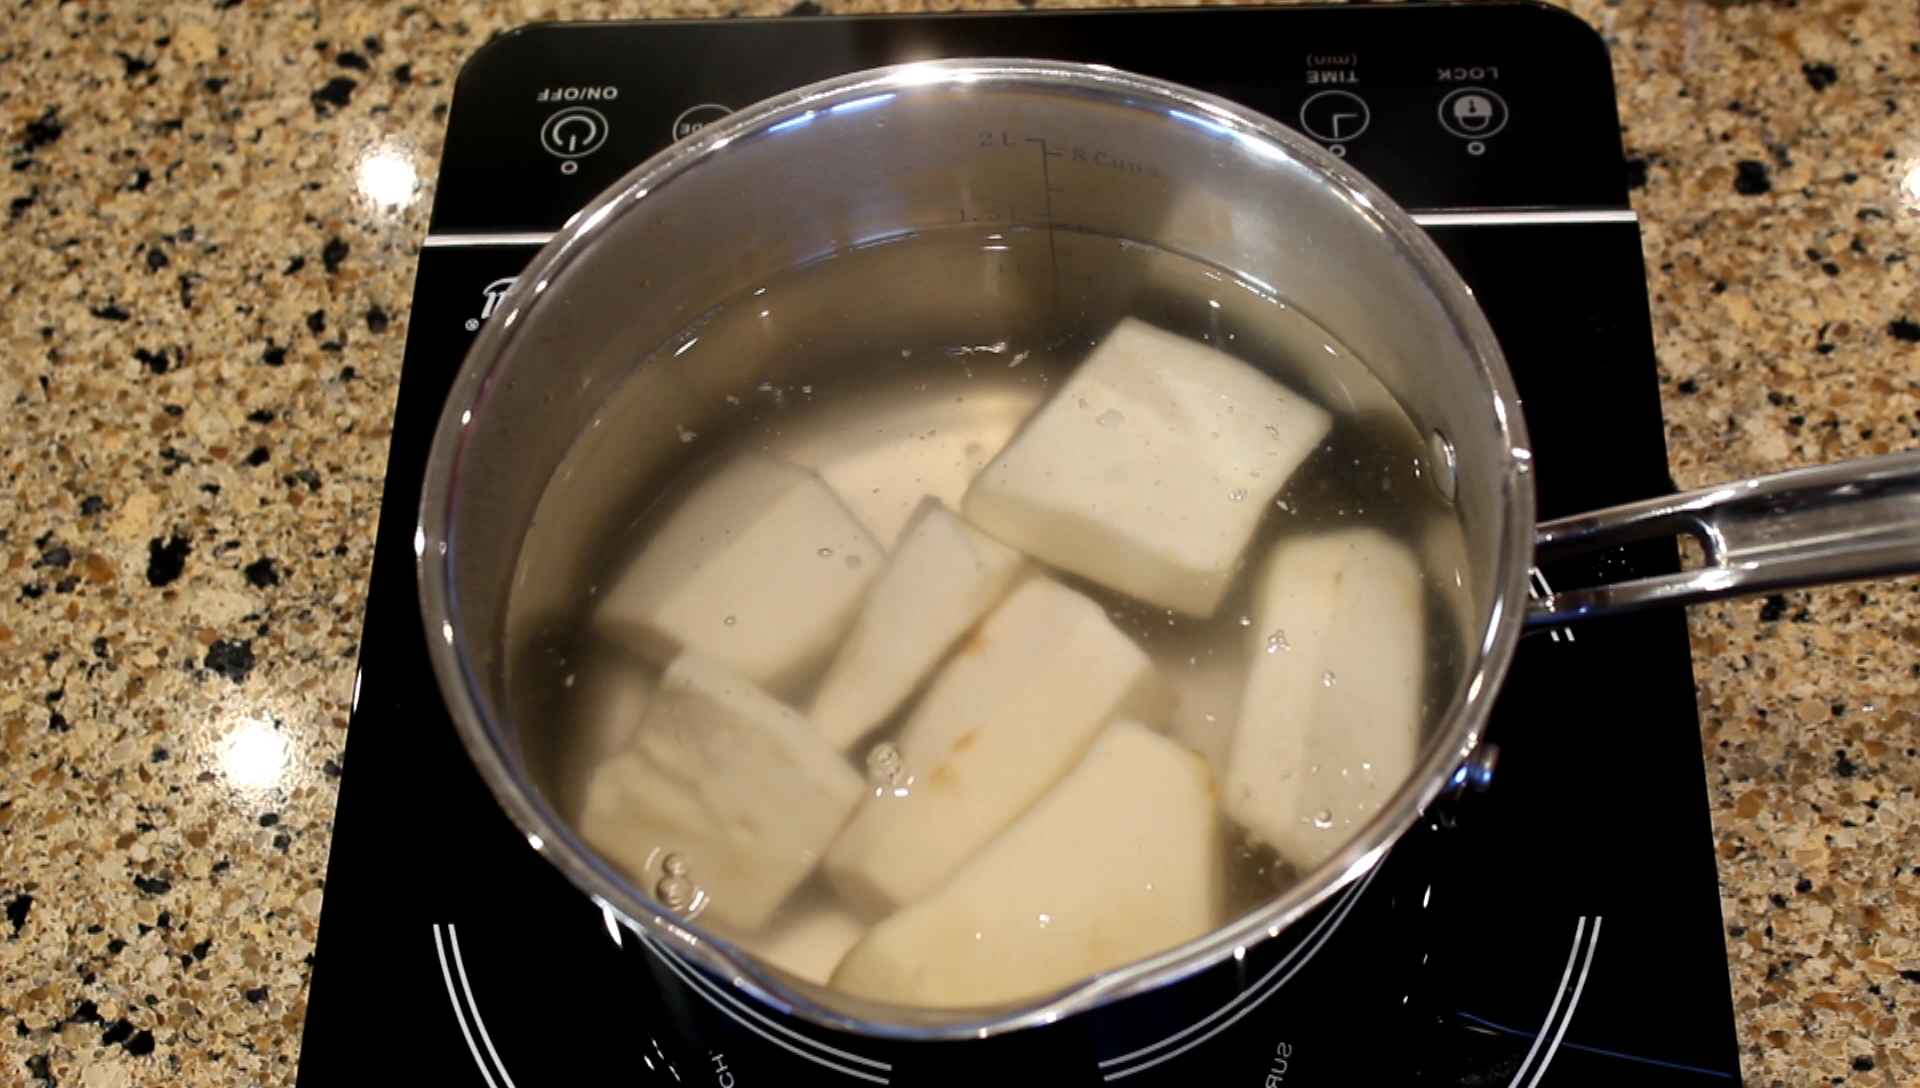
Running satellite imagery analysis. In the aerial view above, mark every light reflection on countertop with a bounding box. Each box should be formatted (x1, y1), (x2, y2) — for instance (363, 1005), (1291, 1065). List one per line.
(215, 719), (291, 793)
(355, 141), (422, 211)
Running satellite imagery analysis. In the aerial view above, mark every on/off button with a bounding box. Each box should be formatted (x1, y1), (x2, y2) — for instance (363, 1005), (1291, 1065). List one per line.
(541, 107), (610, 158)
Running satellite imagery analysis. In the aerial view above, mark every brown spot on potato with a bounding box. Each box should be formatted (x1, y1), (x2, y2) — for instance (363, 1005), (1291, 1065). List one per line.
(954, 625), (993, 658)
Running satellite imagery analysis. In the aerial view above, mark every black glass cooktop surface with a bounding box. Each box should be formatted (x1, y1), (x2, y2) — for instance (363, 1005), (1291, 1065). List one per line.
(295, 6), (1743, 1085)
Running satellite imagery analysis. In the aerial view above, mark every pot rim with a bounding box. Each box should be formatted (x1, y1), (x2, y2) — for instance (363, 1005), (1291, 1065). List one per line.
(416, 57), (1537, 1040)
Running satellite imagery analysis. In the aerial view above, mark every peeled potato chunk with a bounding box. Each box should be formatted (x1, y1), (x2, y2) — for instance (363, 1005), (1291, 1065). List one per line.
(735, 904), (868, 988)
(557, 641), (659, 820)
(962, 317), (1330, 617)
(578, 651), (865, 931)
(1157, 639), (1246, 785)
(809, 498), (1028, 750)
(825, 578), (1169, 914)
(1225, 529), (1425, 871)
(831, 721), (1222, 1008)
(594, 454), (881, 697)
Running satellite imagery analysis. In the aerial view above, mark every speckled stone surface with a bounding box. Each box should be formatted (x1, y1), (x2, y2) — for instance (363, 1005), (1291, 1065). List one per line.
(1, 0), (1917, 1084)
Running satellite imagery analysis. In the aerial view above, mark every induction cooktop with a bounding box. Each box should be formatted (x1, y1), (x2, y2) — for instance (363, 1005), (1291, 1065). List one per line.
(295, 6), (1744, 1085)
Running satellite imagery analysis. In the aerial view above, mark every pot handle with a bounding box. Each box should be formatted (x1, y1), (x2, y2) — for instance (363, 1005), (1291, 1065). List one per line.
(1524, 449), (1920, 630)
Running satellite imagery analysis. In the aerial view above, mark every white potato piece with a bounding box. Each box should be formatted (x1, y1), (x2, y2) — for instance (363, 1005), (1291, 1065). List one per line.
(825, 578), (1170, 913)
(594, 454), (882, 697)
(810, 499), (1028, 750)
(963, 317), (1330, 617)
(831, 721), (1222, 1008)
(734, 905), (868, 987)
(577, 651), (865, 931)
(1157, 640), (1245, 785)
(558, 643), (658, 820)
(783, 381), (1046, 550)
(1226, 529), (1425, 871)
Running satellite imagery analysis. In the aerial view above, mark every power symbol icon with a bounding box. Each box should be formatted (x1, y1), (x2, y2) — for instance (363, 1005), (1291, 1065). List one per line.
(541, 107), (610, 159)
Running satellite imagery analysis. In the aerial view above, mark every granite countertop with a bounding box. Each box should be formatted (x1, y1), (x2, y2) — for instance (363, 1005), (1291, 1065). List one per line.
(2, 0), (1915, 1084)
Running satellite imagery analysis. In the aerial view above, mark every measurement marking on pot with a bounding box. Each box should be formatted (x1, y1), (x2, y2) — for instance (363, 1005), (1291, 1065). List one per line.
(957, 205), (1021, 223)
(1027, 136), (1065, 293)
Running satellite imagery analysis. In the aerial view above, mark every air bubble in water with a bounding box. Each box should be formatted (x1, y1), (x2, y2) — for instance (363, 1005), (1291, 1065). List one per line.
(1311, 809), (1334, 829)
(818, 547), (834, 557)
(866, 742), (908, 790)
(676, 427), (697, 443)
(1239, 616), (1252, 627)
(1096, 409), (1125, 428)
(1265, 630), (1288, 653)
(1322, 671), (1337, 687)
(655, 875), (693, 909)
(1229, 488), (1247, 502)
(561, 673), (575, 689)
(723, 616), (737, 626)
(656, 855), (692, 906)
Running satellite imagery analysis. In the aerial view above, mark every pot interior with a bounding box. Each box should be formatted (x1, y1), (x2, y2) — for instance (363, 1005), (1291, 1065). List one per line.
(423, 61), (1533, 1034)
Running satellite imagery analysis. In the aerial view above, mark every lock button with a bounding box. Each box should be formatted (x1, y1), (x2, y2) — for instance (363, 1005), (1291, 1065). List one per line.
(1438, 87), (1509, 140)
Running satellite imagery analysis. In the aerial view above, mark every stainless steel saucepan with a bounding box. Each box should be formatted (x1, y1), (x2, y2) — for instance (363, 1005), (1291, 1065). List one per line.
(415, 60), (1920, 1039)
